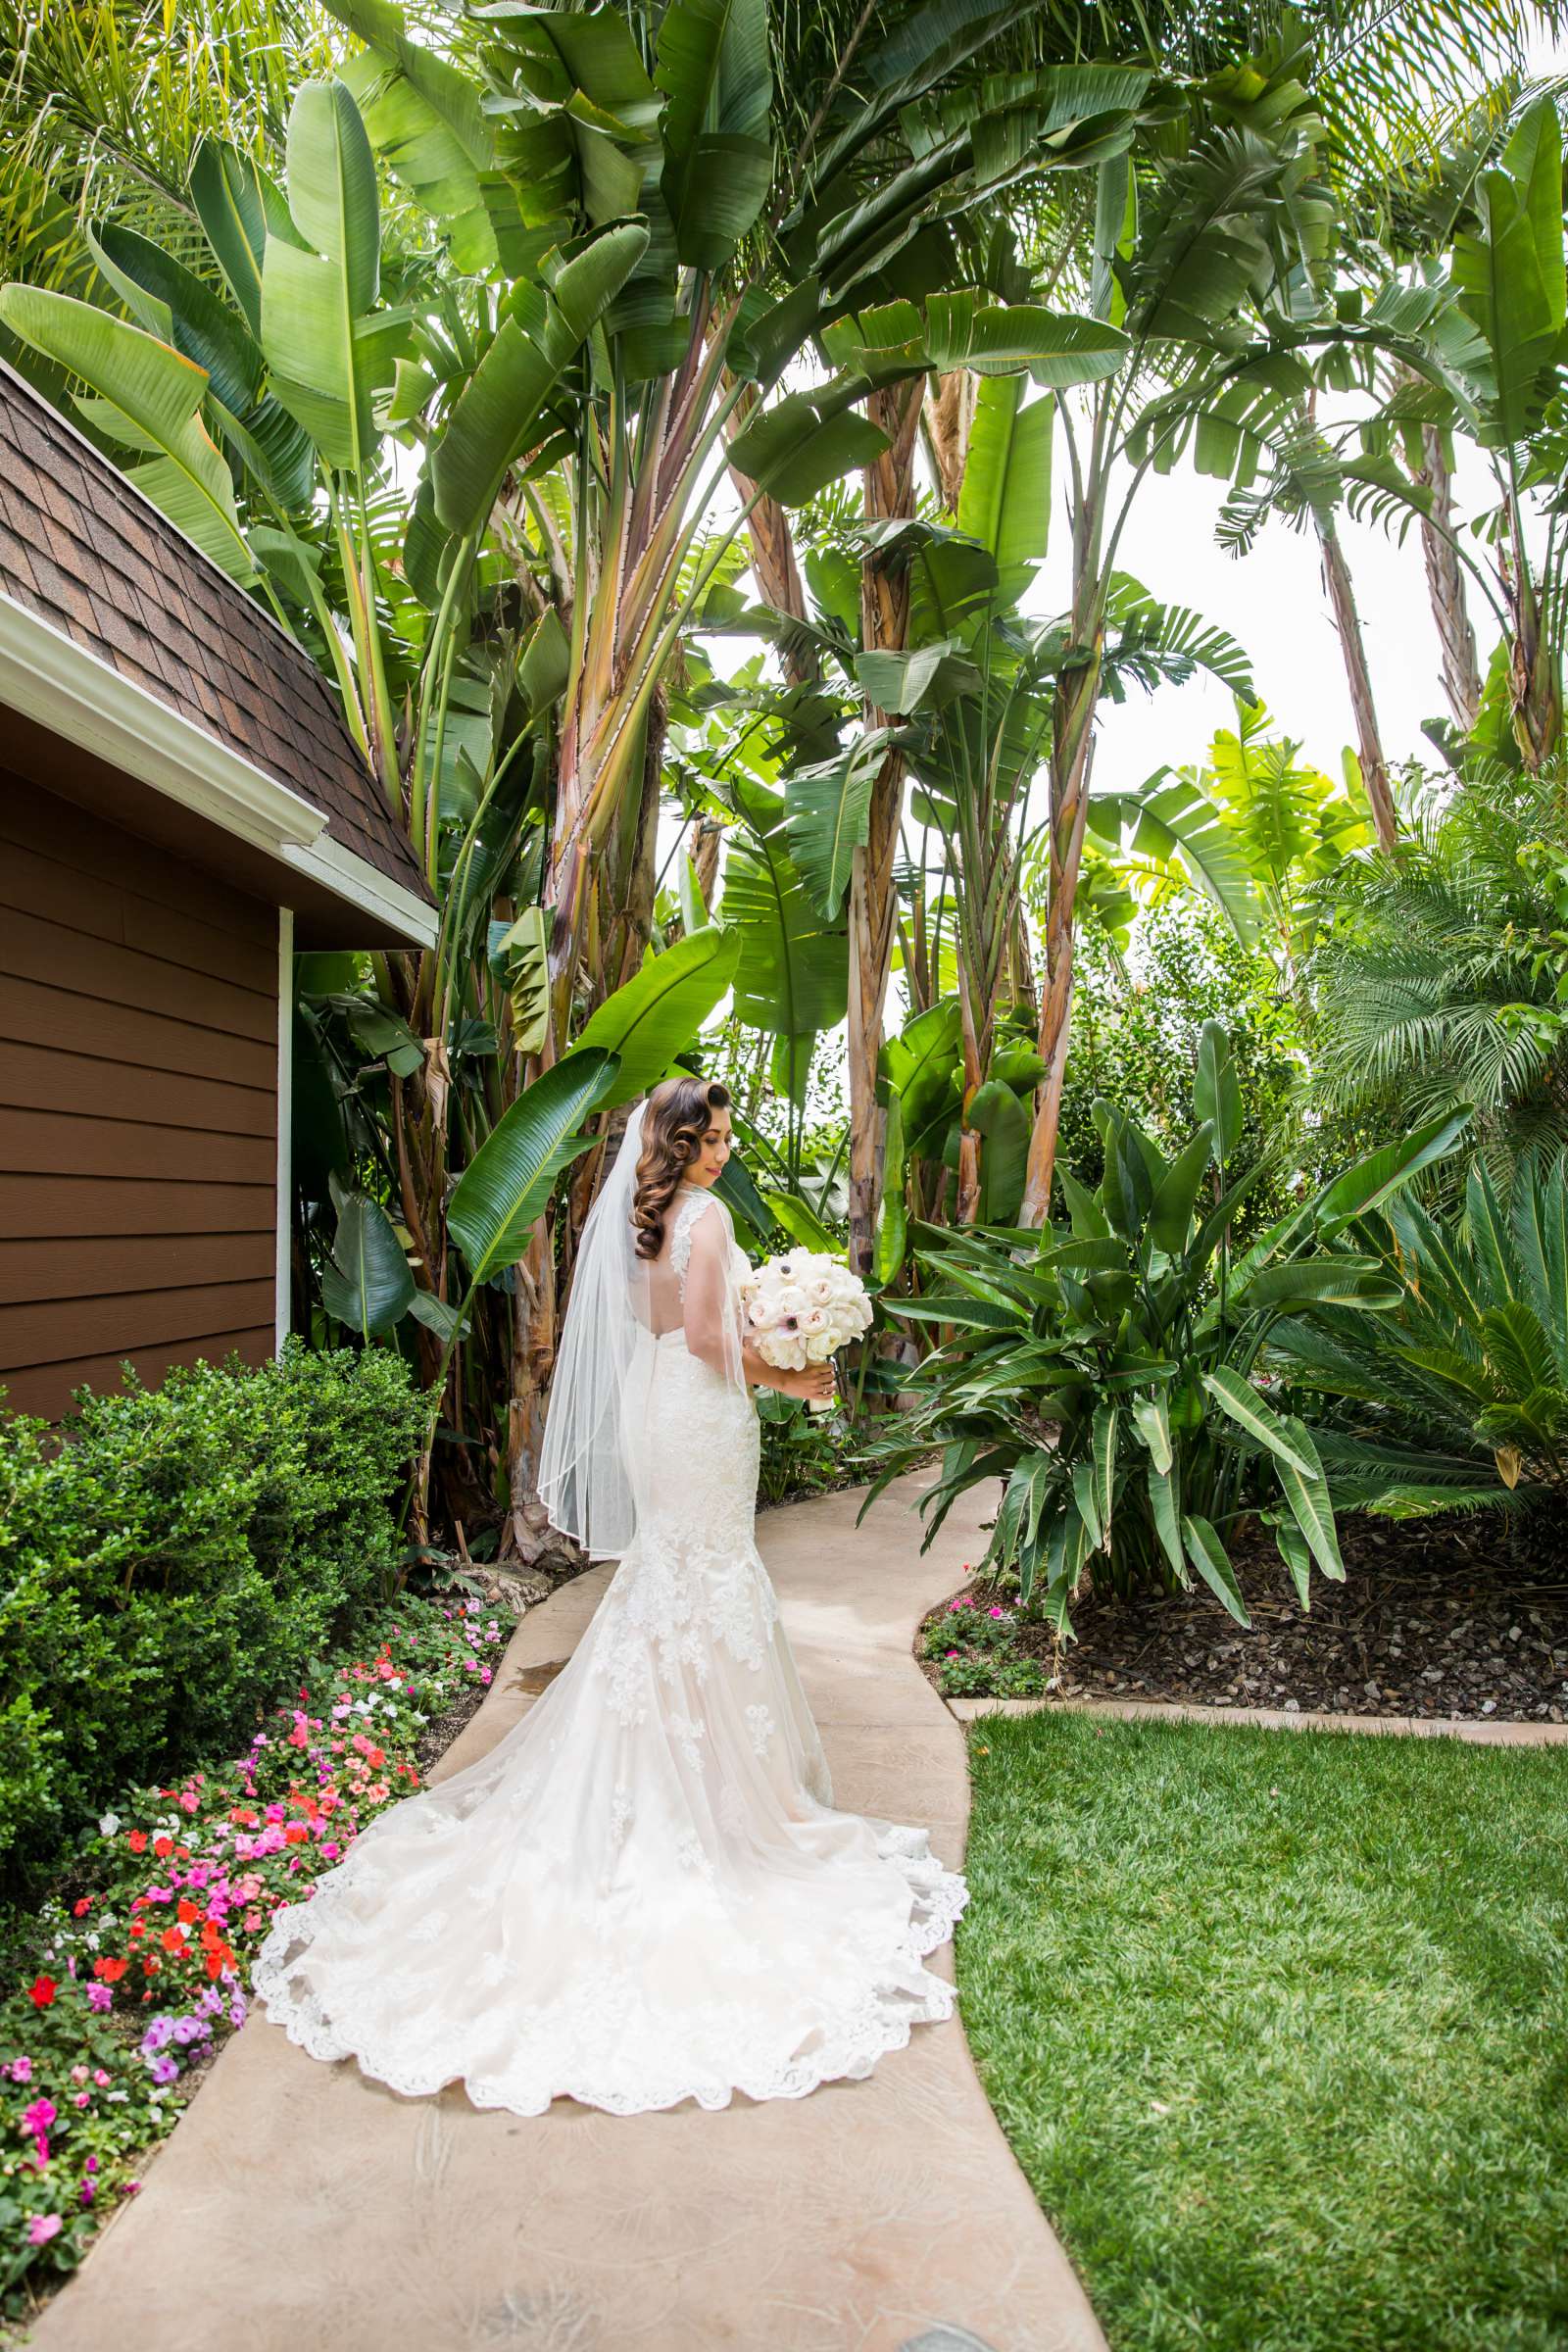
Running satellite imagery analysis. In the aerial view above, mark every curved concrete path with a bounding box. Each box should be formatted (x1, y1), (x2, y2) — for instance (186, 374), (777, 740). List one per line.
(25, 1470), (1103, 2352)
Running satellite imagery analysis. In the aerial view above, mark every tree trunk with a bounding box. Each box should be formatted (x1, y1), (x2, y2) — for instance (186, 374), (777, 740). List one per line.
(724, 383), (815, 686)
(1019, 679), (1100, 1227)
(1409, 416), (1482, 734)
(1503, 502), (1563, 773)
(923, 368), (977, 513)
(1316, 514), (1398, 853)
(688, 813), (722, 913)
(847, 379), (922, 1279)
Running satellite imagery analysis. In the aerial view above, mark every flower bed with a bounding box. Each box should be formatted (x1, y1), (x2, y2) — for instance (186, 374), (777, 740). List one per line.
(919, 1512), (1568, 1722)
(920, 1589), (1051, 1699)
(0, 1590), (514, 2323)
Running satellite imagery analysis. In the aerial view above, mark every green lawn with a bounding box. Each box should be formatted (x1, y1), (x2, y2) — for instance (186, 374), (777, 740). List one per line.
(956, 1713), (1568, 2352)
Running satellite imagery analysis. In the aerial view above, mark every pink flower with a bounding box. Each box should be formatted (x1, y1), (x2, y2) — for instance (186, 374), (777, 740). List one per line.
(21, 2099), (57, 2135)
(72, 2091), (91, 2108)
(24, 2214), (62, 2245)
(988, 1606), (1006, 1619)
(10, 2057), (32, 2083)
(178, 1791), (200, 1812)
(92, 2070), (111, 2087)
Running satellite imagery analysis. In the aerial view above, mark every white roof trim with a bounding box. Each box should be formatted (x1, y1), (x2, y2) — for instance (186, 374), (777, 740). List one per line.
(279, 829), (440, 950)
(0, 589), (437, 948)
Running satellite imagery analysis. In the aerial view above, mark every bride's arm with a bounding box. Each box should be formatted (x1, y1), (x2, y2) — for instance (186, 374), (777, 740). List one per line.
(682, 1211), (830, 1399)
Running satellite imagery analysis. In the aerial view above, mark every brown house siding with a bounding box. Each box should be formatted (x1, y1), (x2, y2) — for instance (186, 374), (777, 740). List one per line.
(0, 775), (279, 1420)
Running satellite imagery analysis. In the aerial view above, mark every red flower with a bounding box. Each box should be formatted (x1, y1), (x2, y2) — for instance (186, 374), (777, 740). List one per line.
(28, 1975), (57, 2008)
(92, 1956), (129, 1984)
(126, 1830), (148, 1853)
(176, 1899), (203, 1926)
(152, 1837), (173, 1858)
(72, 1897), (92, 1918)
(283, 1824), (309, 1845)
(141, 1956), (159, 1977)
(160, 1927), (186, 1953)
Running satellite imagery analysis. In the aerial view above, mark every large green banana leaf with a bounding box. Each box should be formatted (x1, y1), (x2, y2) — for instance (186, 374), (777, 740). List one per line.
(262, 79), (392, 474)
(0, 286), (255, 583)
(656, 0), (772, 270)
(431, 222), (650, 535)
(320, 1192), (416, 1338)
(447, 1048), (620, 1282)
(88, 223), (315, 509)
(783, 732), (888, 918)
(566, 924), (741, 1105)
(957, 374), (1052, 594)
(723, 782), (848, 1039)
(725, 386), (890, 507)
(188, 138), (302, 338)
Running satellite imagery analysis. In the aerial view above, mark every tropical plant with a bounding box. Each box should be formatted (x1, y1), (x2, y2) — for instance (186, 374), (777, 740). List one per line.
(858, 1023), (1470, 1634)
(1214, 93), (1568, 781)
(1082, 698), (1374, 990)
(1303, 760), (1568, 1184)
(1053, 892), (1310, 1241)
(1266, 1149), (1568, 1517)
(1, 2), (1157, 1544)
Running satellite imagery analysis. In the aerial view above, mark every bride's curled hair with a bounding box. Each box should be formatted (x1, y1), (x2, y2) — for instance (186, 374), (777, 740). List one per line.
(632, 1075), (731, 1259)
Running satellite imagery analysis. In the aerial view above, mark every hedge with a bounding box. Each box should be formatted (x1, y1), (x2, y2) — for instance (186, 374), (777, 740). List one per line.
(0, 1342), (425, 1907)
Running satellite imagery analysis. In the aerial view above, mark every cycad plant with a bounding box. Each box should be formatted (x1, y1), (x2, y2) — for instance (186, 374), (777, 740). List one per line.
(858, 1023), (1469, 1634)
(1266, 1151), (1568, 1518)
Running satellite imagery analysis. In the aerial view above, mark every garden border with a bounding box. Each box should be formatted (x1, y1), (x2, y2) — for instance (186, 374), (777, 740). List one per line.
(946, 1692), (1568, 1743)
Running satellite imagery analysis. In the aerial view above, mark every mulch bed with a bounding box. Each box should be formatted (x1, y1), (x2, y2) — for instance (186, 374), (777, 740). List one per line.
(924, 1509), (1568, 1724)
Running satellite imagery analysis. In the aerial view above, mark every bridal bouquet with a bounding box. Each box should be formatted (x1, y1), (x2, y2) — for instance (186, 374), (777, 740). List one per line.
(739, 1250), (874, 1411)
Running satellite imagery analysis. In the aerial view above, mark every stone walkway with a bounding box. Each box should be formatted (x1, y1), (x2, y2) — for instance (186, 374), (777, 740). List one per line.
(27, 1471), (1103, 2352)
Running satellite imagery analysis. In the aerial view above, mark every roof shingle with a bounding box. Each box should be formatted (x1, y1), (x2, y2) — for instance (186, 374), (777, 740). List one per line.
(0, 366), (434, 910)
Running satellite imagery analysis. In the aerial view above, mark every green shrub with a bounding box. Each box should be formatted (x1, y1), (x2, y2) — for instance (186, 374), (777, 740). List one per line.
(1059, 896), (1312, 1244)
(0, 1341), (424, 1906)
(863, 1025), (1470, 1635)
(1266, 1149), (1568, 1518)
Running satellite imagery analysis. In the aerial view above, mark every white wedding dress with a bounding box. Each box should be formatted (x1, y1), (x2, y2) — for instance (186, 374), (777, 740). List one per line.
(253, 1180), (968, 2116)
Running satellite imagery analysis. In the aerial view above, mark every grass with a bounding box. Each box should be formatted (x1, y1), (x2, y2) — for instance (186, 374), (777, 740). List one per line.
(956, 1712), (1568, 2352)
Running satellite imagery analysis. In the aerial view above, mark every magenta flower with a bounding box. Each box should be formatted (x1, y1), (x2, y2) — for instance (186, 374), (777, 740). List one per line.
(24, 2213), (62, 2245)
(21, 2099), (57, 2134)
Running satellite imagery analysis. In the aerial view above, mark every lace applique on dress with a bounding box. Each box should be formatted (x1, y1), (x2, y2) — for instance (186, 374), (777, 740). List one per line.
(250, 1176), (968, 2123)
(669, 1184), (714, 1295)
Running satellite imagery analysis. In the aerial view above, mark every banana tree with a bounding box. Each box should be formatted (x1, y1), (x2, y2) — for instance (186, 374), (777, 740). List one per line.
(1000, 31), (1347, 1223)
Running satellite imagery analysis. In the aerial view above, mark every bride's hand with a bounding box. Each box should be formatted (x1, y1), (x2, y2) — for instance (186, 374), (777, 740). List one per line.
(773, 1361), (835, 1404)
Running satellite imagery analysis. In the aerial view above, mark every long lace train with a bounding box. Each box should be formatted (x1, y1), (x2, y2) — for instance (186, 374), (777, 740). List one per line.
(252, 1189), (967, 2116)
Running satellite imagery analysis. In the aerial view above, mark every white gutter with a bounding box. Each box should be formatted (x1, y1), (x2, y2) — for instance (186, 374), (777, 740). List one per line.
(0, 591), (439, 949)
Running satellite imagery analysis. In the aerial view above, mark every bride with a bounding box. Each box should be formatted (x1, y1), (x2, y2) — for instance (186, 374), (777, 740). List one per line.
(253, 1073), (967, 2116)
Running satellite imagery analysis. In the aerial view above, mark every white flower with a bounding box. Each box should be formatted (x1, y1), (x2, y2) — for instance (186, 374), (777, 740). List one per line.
(98, 1813), (121, 1838)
